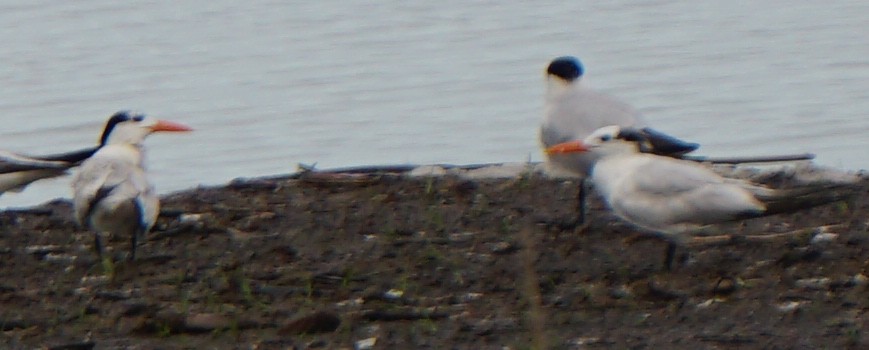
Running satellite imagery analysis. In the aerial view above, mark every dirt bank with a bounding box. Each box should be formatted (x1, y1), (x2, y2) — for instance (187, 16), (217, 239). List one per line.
(1, 165), (868, 349)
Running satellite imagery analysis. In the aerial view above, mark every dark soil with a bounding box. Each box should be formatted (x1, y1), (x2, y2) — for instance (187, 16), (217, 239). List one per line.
(2, 169), (868, 349)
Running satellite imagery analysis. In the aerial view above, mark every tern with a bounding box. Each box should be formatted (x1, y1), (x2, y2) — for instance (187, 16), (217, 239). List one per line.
(541, 56), (698, 227)
(72, 111), (192, 261)
(0, 147), (99, 196)
(546, 125), (855, 270)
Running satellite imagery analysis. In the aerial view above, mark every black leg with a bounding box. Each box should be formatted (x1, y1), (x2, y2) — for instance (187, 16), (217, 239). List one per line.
(129, 229), (139, 261)
(576, 178), (587, 226)
(93, 233), (104, 259)
(537, 178), (589, 233)
(664, 242), (677, 271)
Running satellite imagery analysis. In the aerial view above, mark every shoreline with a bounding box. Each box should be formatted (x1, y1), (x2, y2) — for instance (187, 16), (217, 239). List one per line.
(2, 161), (867, 349)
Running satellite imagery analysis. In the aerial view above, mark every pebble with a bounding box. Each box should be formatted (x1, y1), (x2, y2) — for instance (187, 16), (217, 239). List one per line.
(461, 292), (484, 302)
(44, 253), (76, 263)
(178, 213), (202, 224)
(608, 285), (633, 299)
(336, 298), (365, 307)
(795, 277), (831, 290)
(776, 301), (805, 313)
(24, 245), (63, 255)
(696, 298), (720, 309)
(355, 337), (377, 350)
(852, 273), (869, 286)
(80, 275), (110, 287)
(384, 289), (404, 300)
(810, 232), (838, 245)
(487, 241), (517, 255)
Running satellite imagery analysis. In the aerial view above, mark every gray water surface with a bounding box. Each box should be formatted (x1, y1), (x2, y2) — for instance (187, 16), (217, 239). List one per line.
(1, 0), (868, 207)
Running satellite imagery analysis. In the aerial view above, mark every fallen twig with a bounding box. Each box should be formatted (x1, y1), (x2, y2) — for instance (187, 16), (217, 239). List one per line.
(682, 153), (815, 164)
(290, 154), (814, 178)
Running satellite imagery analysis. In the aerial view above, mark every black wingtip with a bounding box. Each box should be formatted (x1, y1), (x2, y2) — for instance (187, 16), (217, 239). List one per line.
(640, 127), (700, 156)
(34, 146), (100, 165)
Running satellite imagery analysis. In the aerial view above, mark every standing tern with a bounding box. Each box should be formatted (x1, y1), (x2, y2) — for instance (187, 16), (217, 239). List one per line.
(0, 147), (99, 196)
(541, 56), (698, 227)
(72, 111), (192, 261)
(545, 125), (855, 270)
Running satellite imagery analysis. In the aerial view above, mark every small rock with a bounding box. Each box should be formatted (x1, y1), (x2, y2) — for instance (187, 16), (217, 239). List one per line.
(355, 337), (377, 350)
(712, 277), (739, 295)
(362, 324), (381, 336)
(776, 300), (805, 313)
(178, 213), (202, 224)
(279, 310), (341, 335)
(608, 285), (632, 299)
(852, 273), (869, 286)
(696, 298), (723, 309)
(44, 253), (76, 263)
(383, 289), (404, 300)
(810, 232), (838, 245)
(572, 337), (602, 346)
(25, 245), (64, 255)
(336, 297), (364, 307)
(449, 232), (477, 242)
(487, 241), (518, 255)
(795, 277), (831, 290)
(80, 276), (109, 287)
(461, 292), (484, 302)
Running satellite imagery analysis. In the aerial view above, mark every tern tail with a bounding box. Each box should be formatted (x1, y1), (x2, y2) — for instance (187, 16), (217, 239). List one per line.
(743, 182), (860, 219)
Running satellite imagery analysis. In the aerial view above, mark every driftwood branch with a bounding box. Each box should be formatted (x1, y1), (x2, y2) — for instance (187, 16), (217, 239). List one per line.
(291, 152), (815, 177)
(682, 153), (815, 164)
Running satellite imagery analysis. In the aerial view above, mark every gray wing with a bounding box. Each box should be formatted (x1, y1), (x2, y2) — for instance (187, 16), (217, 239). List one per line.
(541, 87), (647, 147)
(72, 157), (157, 229)
(600, 156), (764, 232)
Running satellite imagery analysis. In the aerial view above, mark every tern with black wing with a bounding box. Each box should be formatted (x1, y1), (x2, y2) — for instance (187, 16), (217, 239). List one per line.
(541, 56), (698, 228)
(546, 125), (855, 270)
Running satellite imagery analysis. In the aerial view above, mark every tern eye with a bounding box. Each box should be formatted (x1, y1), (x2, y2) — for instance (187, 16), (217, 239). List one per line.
(600, 134), (612, 142)
(132, 115), (144, 122)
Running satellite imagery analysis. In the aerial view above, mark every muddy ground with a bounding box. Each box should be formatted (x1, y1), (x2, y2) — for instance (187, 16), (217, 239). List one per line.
(2, 166), (869, 349)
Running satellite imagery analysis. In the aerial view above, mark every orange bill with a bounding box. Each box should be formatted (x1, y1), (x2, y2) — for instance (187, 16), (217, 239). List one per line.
(152, 120), (193, 132)
(544, 141), (589, 155)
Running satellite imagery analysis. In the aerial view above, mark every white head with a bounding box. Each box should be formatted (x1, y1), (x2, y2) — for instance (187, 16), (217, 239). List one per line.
(99, 111), (193, 146)
(545, 125), (648, 157)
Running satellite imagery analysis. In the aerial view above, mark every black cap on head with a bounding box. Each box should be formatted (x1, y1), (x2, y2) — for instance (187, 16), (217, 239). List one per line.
(547, 56), (584, 82)
(99, 111), (145, 145)
(615, 128), (647, 143)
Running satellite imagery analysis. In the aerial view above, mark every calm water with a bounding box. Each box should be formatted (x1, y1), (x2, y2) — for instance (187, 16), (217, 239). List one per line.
(1, 0), (868, 208)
